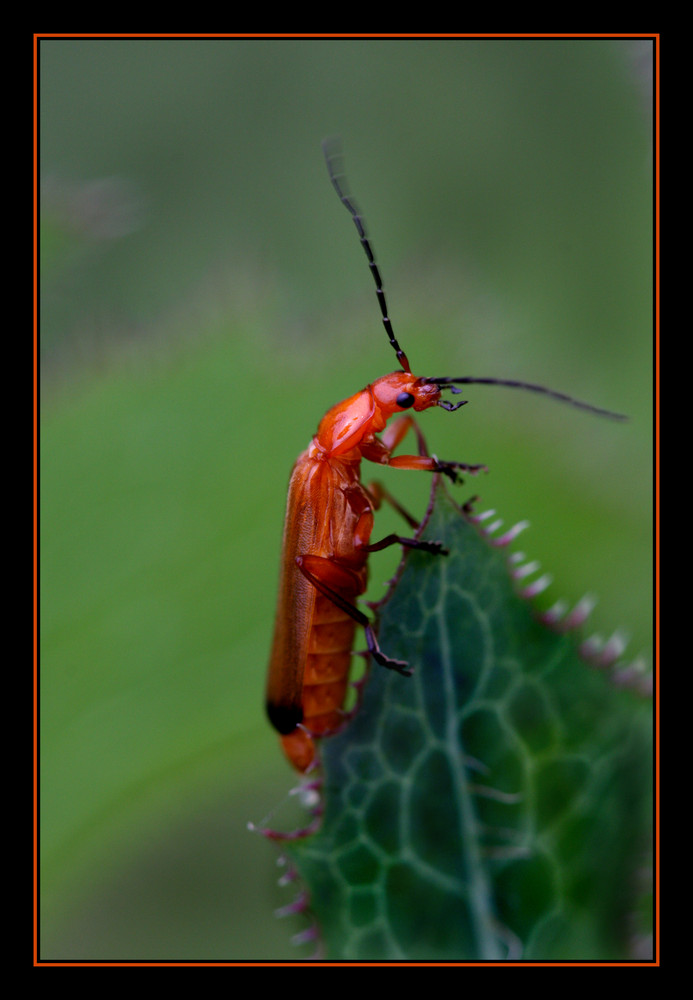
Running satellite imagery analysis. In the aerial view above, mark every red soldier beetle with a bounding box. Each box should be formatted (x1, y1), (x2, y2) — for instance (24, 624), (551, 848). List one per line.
(266, 139), (626, 773)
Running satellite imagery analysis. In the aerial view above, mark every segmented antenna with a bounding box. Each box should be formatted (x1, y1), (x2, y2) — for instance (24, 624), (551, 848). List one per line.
(321, 140), (626, 424)
(322, 138), (411, 373)
(425, 376), (628, 420)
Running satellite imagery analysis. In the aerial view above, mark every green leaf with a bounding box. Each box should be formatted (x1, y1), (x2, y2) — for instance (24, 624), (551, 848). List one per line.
(278, 481), (652, 961)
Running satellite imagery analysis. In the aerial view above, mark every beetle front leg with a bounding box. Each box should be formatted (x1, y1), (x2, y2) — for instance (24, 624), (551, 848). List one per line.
(378, 413), (430, 457)
(361, 415), (486, 483)
(429, 458), (488, 483)
(386, 454), (486, 483)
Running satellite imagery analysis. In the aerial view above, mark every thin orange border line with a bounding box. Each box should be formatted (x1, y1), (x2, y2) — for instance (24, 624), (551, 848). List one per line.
(34, 31), (40, 970)
(653, 32), (661, 969)
(33, 33), (659, 41)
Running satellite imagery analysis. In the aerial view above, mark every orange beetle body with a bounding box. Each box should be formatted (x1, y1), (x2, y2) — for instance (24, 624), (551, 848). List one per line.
(265, 141), (625, 772)
(266, 373), (448, 772)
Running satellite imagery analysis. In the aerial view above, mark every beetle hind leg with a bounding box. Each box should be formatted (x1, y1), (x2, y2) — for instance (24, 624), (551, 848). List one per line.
(364, 622), (412, 676)
(296, 554), (412, 676)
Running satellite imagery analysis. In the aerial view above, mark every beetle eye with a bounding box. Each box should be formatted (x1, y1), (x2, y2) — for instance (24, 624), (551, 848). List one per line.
(396, 392), (415, 409)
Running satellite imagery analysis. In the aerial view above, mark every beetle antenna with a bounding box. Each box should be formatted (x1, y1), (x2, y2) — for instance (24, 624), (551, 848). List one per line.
(424, 376), (627, 420)
(322, 138), (411, 373)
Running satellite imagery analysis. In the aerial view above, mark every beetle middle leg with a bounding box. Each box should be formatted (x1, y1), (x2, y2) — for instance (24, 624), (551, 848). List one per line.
(346, 482), (448, 557)
(366, 480), (419, 530)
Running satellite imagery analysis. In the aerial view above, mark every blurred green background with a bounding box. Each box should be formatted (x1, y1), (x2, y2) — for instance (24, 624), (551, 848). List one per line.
(39, 37), (653, 961)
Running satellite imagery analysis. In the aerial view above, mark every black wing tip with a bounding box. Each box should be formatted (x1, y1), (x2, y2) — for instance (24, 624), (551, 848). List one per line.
(266, 699), (303, 736)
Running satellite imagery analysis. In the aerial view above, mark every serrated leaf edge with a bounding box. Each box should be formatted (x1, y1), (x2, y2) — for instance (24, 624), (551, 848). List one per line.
(463, 491), (652, 699)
